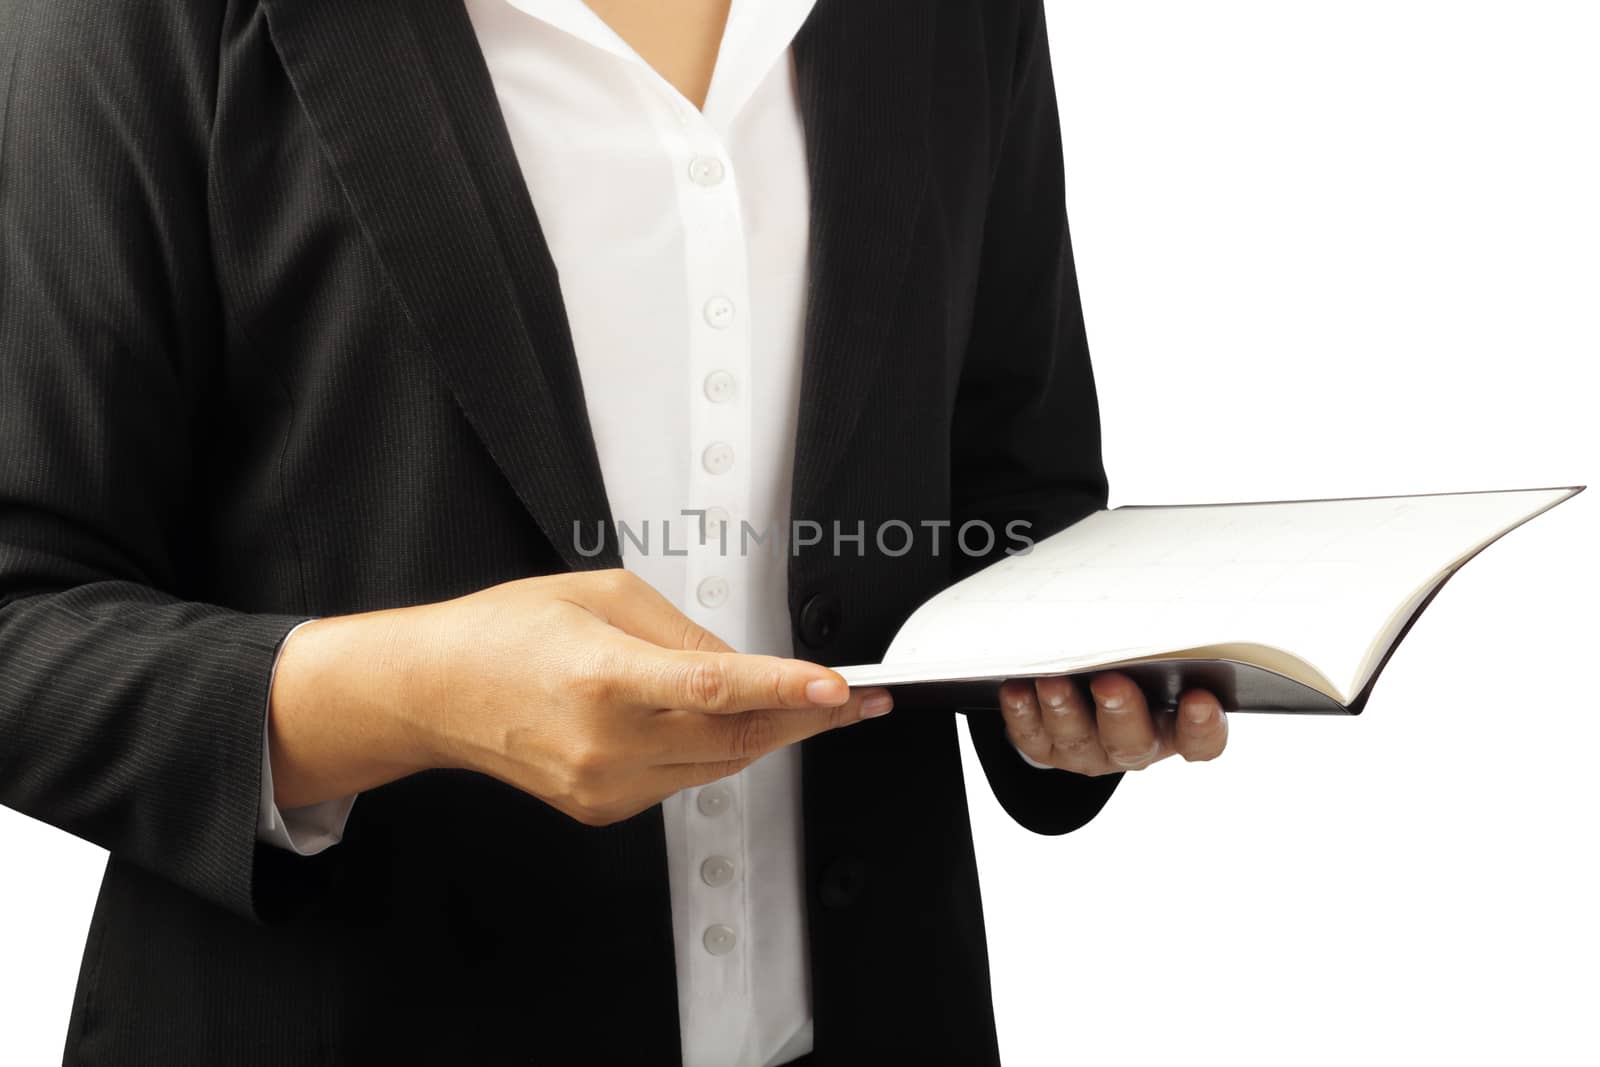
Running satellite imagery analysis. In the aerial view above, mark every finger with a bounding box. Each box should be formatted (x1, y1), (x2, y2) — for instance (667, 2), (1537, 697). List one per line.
(1174, 688), (1229, 762)
(655, 687), (895, 764)
(1032, 675), (1107, 772)
(569, 568), (736, 654)
(999, 680), (1055, 766)
(616, 636), (852, 714)
(1088, 672), (1166, 770)
(566, 573), (853, 711)
(645, 756), (759, 801)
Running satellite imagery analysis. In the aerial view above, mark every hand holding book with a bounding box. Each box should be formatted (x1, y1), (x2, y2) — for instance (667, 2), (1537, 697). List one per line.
(998, 670), (1229, 774)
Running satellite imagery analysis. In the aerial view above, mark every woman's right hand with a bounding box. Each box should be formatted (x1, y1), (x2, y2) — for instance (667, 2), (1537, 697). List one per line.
(267, 569), (892, 825)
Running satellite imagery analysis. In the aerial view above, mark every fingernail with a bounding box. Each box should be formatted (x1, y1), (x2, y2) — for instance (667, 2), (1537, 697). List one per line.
(1185, 701), (1216, 725)
(1096, 690), (1125, 711)
(805, 678), (848, 705)
(1043, 692), (1068, 713)
(860, 693), (894, 718)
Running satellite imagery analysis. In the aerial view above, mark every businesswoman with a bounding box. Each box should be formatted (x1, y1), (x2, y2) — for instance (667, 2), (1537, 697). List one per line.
(0, 0), (1228, 1063)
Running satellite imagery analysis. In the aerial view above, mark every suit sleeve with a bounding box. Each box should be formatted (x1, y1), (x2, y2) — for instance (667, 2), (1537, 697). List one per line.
(0, 0), (329, 920)
(950, 0), (1123, 836)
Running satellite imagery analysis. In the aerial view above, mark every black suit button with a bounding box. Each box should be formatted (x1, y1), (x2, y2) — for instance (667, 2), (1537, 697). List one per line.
(798, 593), (842, 649)
(819, 858), (867, 910)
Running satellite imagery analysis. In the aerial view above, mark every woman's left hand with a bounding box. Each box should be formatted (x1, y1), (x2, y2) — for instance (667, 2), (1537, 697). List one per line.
(997, 671), (1228, 775)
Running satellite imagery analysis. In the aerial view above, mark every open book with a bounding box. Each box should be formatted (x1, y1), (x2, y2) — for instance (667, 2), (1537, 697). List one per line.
(836, 486), (1583, 714)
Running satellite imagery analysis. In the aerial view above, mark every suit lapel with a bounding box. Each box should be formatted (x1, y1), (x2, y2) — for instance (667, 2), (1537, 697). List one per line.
(260, 0), (621, 571)
(790, 0), (934, 517)
(260, 0), (931, 569)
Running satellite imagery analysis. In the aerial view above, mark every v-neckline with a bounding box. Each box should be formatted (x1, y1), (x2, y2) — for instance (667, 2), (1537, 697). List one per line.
(494, 0), (818, 135)
(577, 0), (732, 111)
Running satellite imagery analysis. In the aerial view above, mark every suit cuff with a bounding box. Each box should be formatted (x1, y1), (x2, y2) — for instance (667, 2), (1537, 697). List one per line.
(256, 618), (356, 856)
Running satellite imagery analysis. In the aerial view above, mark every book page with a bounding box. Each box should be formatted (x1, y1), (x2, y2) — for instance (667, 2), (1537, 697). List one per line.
(876, 487), (1577, 700)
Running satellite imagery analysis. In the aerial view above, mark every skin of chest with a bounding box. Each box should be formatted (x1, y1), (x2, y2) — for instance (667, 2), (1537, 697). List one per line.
(581, 0), (733, 107)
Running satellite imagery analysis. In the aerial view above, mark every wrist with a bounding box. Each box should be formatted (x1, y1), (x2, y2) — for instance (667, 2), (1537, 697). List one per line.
(267, 606), (438, 807)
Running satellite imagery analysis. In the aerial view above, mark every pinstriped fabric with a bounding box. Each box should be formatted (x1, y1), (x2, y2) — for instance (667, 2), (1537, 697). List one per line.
(260, 0), (624, 573)
(788, 2), (935, 524)
(0, 0), (315, 926)
(0, 590), (307, 914)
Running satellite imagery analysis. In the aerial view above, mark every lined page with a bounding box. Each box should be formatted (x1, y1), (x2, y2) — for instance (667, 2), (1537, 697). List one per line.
(878, 488), (1576, 698)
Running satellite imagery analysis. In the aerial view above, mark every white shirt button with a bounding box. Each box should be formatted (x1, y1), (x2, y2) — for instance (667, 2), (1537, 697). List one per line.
(703, 924), (738, 956)
(701, 441), (735, 475)
(700, 856), (737, 888)
(688, 155), (726, 187)
(697, 507), (731, 547)
(696, 576), (729, 608)
(703, 296), (736, 329)
(703, 370), (737, 404)
(696, 785), (732, 817)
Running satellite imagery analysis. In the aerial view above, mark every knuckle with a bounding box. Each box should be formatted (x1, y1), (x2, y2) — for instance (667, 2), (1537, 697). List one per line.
(765, 662), (795, 707)
(684, 659), (733, 711)
(998, 681), (1032, 707)
(731, 712), (779, 758)
(1039, 713), (1078, 740)
(1036, 678), (1075, 707)
(552, 735), (628, 823)
(570, 652), (621, 705)
(1056, 733), (1100, 758)
(564, 735), (613, 782)
(1038, 702), (1079, 728)
(1011, 725), (1049, 752)
(589, 568), (638, 602)
(681, 619), (723, 654)
(573, 674), (612, 707)
(528, 594), (572, 632)
(566, 776), (624, 824)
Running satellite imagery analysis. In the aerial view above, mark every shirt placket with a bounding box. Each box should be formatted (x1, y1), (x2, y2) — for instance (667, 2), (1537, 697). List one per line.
(634, 76), (759, 1067)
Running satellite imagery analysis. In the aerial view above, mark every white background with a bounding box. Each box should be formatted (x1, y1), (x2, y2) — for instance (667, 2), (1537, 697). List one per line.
(2, 1), (1596, 1063)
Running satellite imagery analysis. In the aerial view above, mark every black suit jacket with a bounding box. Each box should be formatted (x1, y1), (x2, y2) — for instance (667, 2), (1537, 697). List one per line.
(0, 0), (1120, 1062)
